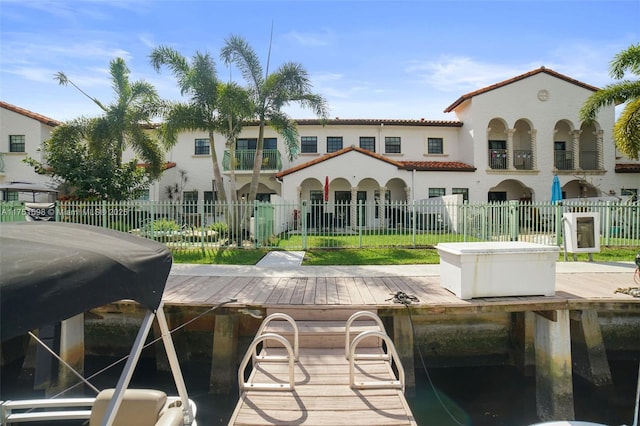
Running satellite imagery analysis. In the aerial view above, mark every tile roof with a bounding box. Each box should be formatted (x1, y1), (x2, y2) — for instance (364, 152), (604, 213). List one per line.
(294, 118), (462, 127)
(276, 146), (476, 177)
(399, 161), (476, 172)
(615, 163), (640, 173)
(137, 161), (177, 170)
(0, 101), (62, 127)
(443, 67), (601, 113)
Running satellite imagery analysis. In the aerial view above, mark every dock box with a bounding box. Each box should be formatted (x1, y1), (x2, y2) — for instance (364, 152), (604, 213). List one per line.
(436, 242), (559, 299)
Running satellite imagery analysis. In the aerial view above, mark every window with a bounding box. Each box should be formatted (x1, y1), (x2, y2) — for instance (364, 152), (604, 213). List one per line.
(554, 141), (572, 170)
(204, 190), (216, 213)
(621, 188), (638, 201)
(488, 140), (507, 169)
(427, 137), (443, 154)
(9, 135), (25, 152)
(204, 190), (216, 203)
(327, 137), (343, 153)
(310, 190), (323, 203)
(2, 191), (18, 201)
(236, 138), (277, 150)
(136, 190), (150, 201)
(452, 188), (469, 202)
(194, 138), (210, 155)
(183, 190), (198, 214)
(385, 136), (401, 154)
(428, 188), (445, 198)
(301, 136), (317, 153)
(359, 136), (375, 152)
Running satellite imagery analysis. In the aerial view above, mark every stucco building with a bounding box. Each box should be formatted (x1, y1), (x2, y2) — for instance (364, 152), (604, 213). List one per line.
(2, 67), (639, 209)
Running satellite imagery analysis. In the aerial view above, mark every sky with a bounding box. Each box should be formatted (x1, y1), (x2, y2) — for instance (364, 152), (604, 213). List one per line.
(1, 0), (638, 123)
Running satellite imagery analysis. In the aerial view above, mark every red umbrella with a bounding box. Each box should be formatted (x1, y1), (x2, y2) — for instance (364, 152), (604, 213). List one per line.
(324, 176), (329, 202)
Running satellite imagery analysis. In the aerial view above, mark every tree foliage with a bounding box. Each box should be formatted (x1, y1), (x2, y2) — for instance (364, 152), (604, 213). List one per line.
(220, 34), (329, 203)
(55, 57), (166, 176)
(25, 119), (152, 200)
(580, 43), (640, 160)
(25, 57), (166, 200)
(150, 46), (253, 204)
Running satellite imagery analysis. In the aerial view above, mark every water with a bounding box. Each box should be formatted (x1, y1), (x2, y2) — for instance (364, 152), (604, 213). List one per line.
(2, 357), (637, 425)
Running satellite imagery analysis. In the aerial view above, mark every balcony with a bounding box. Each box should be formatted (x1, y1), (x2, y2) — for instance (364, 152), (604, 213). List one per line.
(513, 150), (533, 170)
(554, 151), (573, 170)
(488, 149), (507, 169)
(223, 149), (282, 172)
(580, 150), (599, 170)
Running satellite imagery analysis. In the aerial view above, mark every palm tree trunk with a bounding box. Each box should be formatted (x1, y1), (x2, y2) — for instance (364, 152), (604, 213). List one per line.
(248, 121), (265, 203)
(209, 130), (227, 204)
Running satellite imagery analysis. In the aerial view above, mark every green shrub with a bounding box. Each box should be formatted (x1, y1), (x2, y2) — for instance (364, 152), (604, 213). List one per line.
(152, 218), (180, 232)
(209, 221), (228, 234)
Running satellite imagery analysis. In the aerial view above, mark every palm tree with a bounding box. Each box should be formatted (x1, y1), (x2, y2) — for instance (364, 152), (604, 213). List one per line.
(216, 81), (255, 204)
(149, 46), (229, 202)
(55, 58), (165, 177)
(580, 43), (640, 160)
(216, 82), (255, 245)
(220, 34), (329, 203)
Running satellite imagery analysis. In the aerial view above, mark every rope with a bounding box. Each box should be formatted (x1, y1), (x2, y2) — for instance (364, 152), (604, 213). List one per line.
(613, 255), (640, 297)
(41, 298), (237, 401)
(386, 291), (420, 305)
(387, 290), (466, 425)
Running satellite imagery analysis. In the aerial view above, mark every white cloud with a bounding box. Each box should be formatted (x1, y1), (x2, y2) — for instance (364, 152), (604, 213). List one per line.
(406, 56), (526, 93)
(285, 29), (334, 47)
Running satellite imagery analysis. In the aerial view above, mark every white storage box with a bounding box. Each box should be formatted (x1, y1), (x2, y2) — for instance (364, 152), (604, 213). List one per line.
(436, 242), (559, 299)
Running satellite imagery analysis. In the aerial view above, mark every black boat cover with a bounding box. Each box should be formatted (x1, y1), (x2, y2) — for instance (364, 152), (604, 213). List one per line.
(1, 222), (172, 341)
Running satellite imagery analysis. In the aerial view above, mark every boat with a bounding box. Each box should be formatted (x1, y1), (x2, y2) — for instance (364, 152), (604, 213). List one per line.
(0, 221), (197, 425)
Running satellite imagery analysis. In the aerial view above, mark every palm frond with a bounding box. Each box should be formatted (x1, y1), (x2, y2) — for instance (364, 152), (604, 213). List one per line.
(150, 46), (193, 95)
(221, 34), (264, 93)
(613, 98), (640, 160)
(610, 43), (640, 79)
(579, 80), (640, 121)
(268, 111), (299, 161)
(54, 71), (107, 111)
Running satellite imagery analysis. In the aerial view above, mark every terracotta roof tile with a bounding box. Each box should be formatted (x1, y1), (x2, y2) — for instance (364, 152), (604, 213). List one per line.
(0, 101), (61, 127)
(399, 161), (476, 172)
(444, 67), (600, 113)
(276, 147), (476, 177)
(137, 161), (177, 170)
(615, 163), (640, 173)
(294, 118), (462, 127)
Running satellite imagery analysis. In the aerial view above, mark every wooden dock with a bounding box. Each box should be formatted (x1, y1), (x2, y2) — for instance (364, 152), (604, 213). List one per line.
(160, 261), (640, 423)
(163, 264), (640, 312)
(228, 311), (417, 426)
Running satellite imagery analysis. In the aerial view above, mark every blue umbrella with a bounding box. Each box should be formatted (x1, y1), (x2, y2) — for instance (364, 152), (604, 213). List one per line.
(551, 175), (562, 204)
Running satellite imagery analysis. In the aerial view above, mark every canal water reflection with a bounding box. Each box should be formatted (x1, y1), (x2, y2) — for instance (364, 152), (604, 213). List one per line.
(1, 357), (637, 425)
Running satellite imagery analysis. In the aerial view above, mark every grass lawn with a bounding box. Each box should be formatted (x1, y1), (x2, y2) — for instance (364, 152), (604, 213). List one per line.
(171, 246), (639, 265)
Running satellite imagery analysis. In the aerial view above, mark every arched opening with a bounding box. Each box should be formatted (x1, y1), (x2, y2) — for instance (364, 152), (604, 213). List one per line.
(553, 120), (574, 170)
(564, 179), (599, 199)
(487, 118), (508, 170)
(488, 179), (534, 202)
(513, 119), (533, 170)
(579, 122), (600, 170)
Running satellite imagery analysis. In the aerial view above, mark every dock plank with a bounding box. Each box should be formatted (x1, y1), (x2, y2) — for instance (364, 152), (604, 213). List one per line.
(163, 268), (640, 311)
(231, 344), (416, 426)
(250, 277), (283, 305)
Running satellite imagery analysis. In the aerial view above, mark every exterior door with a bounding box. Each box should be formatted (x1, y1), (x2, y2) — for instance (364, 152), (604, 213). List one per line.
(335, 191), (351, 226)
(488, 192), (507, 202)
(357, 191), (367, 226)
